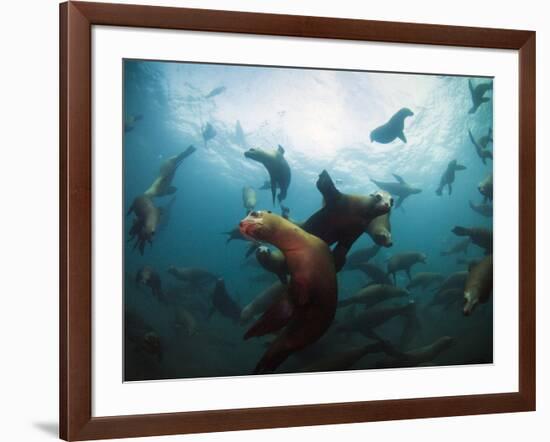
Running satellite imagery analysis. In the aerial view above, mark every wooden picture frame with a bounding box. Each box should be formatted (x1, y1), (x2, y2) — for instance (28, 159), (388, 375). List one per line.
(59, 1), (536, 440)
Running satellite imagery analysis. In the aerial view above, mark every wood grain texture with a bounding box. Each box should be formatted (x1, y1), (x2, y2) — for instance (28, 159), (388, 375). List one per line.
(59, 1), (536, 440)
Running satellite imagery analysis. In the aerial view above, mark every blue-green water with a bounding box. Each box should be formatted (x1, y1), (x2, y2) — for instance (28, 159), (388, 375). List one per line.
(124, 59), (493, 381)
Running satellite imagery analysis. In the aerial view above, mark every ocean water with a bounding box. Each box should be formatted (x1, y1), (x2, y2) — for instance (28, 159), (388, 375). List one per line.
(123, 59), (493, 381)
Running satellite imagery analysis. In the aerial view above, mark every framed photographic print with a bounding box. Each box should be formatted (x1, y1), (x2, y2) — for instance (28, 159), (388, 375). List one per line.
(60, 1), (536, 440)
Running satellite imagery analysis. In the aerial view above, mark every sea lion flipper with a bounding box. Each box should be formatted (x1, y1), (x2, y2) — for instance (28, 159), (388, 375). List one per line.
(316, 170), (340, 206)
(244, 294), (294, 340)
(277, 144), (285, 155)
(269, 175), (277, 206)
(397, 131), (407, 143)
(392, 173), (405, 184)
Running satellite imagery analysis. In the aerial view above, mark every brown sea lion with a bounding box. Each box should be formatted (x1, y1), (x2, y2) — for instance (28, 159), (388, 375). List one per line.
(208, 278), (241, 323)
(376, 336), (455, 368)
(127, 195), (162, 255)
(441, 238), (471, 257)
(244, 145), (291, 204)
(344, 244), (381, 270)
(242, 186), (257, 213)
(436, 160), (466, 196)
(239, 211), (337, 374)
(469, 200), (493, 218)
(299, 340), (398, 373)
(144, 145), (196, 197)
(354, 262), (393, 286)
(240, 282), (287, 325)
(167, 266), (218, 288)
(338, 284), (408, 309)
(406, 272), (445, 290)
(452, 226), (493, 253)
(366, 212), (393, 247)
(387, 252), (427, 283)
(255, 246), (288, 284)
(463, 255), (493, 316)
(478, 173), (493, 203)
(135, 265), (164, 301)
(468, 129), (493, 165)
(302, 170), (393, 271)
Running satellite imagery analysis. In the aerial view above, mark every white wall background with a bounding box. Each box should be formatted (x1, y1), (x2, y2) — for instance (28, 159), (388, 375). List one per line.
(0, 0), (546, 441)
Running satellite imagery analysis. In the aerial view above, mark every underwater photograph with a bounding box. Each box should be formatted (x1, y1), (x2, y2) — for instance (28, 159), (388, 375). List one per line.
(123, 59), (493, 381)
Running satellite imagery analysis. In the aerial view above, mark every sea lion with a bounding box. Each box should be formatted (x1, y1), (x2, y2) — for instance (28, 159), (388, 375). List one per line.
(424, 287), (463, 311)
(135, 265), (164, 301)
(208, 278), (241, 323)
(299, 340), (397, 373)
(242, 186), (257, 213)
(469, 200), (493, 218)
(244, 145), (291, 205)
(205, 85), (226, 99)
(479, 128), (493, 149)
(370, 174), (421, 209)
(376, 336), (455, 368)
(167, 266), (218, 288)
(468, 129), (493, 165)
(456, 257), (482, 268)
(452, 226), (493, 253)
(366, 213), (392, 247)
(144, 145), (196, 198)
(255, 246), (288, 284)
(463, 255), (493, 316)
(239, 211), (337, 374)
(174, 306), (198, 336)
(436, 271), (468, 293)
(406, 272), (445, 291)
(124, 113), (143, 133)
(240, 282), (287, 325)
(354, 262), (393, 286)
(234, 120), (248, 149)
(440, 238), (471, 257)
(387, 252), (427, 283)
(338, 284), (409, 309)
(336, 300), (420, 344)
(478, 173), (493, 202)
(468, 79), (493, 114)
(344, 245), (381, 270)
(370, 108), (414, 144)
(436, 160), (466, 196)
(127, 195), (162, 255)
(302, 170), (393, 272)
(202, 122), (216, 147)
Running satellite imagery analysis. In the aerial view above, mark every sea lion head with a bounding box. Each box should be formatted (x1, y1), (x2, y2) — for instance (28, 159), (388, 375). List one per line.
(398, 107), (414, 118)
(369, 190), (394, 216)
(239, 210), (277, 242)
(244, 147), (267, 162)
(255, 246), (272, 264)
(463, 290), (478, 316)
